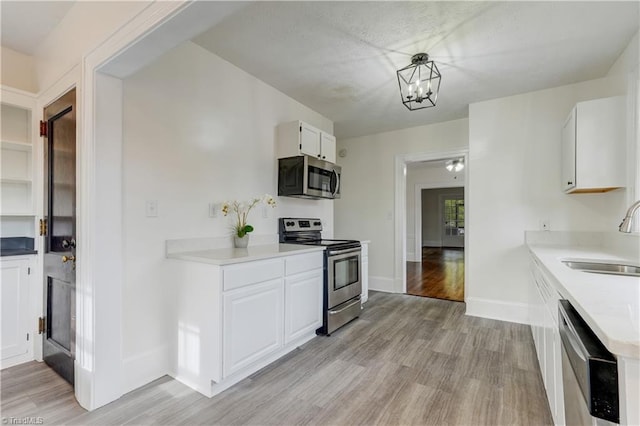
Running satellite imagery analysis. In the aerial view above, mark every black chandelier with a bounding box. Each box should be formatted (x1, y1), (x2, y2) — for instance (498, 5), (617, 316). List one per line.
(396, 53), (441, 111)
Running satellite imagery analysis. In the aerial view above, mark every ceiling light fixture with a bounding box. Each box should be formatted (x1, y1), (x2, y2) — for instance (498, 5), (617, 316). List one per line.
(397, 53), (441, 111)
(446, 159), (464, 172)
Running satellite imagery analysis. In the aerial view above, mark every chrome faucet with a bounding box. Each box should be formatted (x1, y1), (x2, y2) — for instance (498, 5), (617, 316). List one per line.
(619, 200), (640, 233)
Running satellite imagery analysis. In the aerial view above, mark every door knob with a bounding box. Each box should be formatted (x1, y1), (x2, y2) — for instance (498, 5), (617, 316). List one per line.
(62, 255), (76, 263)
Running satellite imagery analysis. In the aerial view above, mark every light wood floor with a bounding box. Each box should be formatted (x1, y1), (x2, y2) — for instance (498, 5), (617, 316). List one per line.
(407, 247), (464, 301)
(1, 292), (551, 425)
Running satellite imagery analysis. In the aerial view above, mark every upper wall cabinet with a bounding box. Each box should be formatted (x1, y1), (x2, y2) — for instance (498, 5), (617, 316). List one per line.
(561, 96), (625, 193)
(277, 120), (336, 164)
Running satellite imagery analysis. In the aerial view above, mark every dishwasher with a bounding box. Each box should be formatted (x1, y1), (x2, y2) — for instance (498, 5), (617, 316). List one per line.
(558, 300), (619, 425)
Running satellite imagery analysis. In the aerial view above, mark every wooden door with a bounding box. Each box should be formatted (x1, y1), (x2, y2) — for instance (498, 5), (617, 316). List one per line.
(42, 89), (76, 385)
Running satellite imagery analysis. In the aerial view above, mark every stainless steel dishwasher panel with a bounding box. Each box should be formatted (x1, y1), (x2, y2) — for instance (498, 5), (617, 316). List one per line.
(558, 300), (619, 424)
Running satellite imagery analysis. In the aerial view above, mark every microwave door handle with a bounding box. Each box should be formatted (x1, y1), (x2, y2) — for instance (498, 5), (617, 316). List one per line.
(332, 170), (340, 196)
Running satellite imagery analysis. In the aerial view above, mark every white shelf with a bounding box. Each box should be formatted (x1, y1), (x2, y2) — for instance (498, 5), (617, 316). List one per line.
(1, 178), (32, 185)
(1, 102), (35, 217)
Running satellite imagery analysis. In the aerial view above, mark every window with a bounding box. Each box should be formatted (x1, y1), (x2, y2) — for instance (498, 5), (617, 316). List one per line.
(444, 198), (464, 236)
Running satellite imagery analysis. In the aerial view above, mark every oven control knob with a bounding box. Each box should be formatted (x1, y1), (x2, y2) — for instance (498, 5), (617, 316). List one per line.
(314, 221), (321, 226)
(287, 221), (294, 227)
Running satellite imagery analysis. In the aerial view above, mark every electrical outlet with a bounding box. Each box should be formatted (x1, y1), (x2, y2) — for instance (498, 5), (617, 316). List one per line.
(541, 219), (550, 231)
(209, 203), (218, 218)
(146, 200), (158, 217)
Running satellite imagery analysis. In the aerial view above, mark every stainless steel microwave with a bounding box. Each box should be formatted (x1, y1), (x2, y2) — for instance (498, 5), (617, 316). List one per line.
(278, 156), (341, 199)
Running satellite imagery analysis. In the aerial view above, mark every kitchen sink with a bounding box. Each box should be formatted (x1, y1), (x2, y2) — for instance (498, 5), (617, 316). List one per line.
(562, 260), (640, 277)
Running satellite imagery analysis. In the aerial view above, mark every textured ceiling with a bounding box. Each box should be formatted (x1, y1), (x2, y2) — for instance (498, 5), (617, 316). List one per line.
(1, 1), (75, 55)
(193, 1), (639, 139)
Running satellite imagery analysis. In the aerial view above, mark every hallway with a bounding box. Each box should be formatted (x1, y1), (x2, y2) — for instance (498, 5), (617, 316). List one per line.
(407, 247), (464, 301)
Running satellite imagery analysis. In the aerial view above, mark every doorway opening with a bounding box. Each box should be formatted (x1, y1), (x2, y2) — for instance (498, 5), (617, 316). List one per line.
(393, 151), (468, 301)
(406, 176), (464, 300)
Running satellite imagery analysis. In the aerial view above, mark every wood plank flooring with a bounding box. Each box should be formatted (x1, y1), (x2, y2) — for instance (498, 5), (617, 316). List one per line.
(1, 292), (552, 425)
(407, 247), (464, 301)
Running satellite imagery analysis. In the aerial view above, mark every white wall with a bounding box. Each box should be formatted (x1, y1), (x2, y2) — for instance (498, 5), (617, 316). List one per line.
(32, 1), (151, 93)
(466, 74), (628, 323)
(405, 164), (464, 260)
(334, 119), (469, 291)
(420, 187), (464, 248)
(0, 47), (37, 93)
(121, 41), (333, 386)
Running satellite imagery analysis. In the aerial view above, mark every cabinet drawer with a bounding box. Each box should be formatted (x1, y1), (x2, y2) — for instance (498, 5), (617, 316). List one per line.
(223, 259), (283, 291)
(285, 252), (323, 276)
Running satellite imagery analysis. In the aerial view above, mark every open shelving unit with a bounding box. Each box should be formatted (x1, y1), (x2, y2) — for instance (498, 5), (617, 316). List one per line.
(1, 99), (37, 237)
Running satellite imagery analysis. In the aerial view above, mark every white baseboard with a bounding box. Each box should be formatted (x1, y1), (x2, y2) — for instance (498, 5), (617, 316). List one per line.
(0, 351), (33, 369)
(465, 297), (530, 325)
(406, 251), (418, 262)
(369, 276), (396, 293)
(122, 344), (170, 394)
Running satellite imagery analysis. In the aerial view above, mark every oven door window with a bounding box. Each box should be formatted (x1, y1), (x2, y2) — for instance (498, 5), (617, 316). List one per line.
(333, 255), (359, 290)
(307, 166), (333, 193)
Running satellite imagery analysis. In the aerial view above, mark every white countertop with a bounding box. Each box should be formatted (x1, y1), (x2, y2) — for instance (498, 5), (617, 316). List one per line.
(528, 243), (640, 359)
(167, 243), (324, 266)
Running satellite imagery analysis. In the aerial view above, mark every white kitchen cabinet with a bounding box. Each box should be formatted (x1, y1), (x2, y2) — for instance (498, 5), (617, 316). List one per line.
(529, 255), (565, 426)
(1, 257), (32, 366)
(168, 248), (323, 397)
(561, 96), (626, 193)
(223, 278), (284, 377)
(361, 242), (369, 304)
(284, 269), (322, 344)
(320, 132), (336, 164)
(277, 120), (336, 163)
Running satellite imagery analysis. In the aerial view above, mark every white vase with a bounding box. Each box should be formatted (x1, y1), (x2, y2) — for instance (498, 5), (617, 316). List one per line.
(234, 234), (249, 248)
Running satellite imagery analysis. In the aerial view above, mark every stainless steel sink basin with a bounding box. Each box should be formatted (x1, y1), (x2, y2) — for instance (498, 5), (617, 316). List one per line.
(562, 260), (640, 277)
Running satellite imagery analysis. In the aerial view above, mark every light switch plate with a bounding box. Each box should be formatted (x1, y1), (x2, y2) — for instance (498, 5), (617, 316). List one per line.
(540, 219), (550, 231)
(146, 200), (158, 217)
(209, 203), (218, 218)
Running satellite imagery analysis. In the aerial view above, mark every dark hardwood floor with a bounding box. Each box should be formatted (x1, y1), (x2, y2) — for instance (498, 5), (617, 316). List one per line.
(1, 292), (551, 425)
(407, 247), (464, 301)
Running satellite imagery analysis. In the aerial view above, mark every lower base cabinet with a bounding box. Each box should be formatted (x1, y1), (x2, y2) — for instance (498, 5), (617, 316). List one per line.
(170, 250), (323, 397)
(529, 256), (565, 426)
(223, 278), (284, 377)
(1, 257), (32, 364)
(285, 270), (322, 344)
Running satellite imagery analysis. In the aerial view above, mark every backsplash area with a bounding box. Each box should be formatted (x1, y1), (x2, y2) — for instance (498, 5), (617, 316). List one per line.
(525, 231), (639, 260)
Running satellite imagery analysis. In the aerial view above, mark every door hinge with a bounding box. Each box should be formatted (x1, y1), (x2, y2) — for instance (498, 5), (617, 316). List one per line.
(28, 267), (31, 275)
(27, 333), (29, 341)
(299, 144), (302, 150)
(299, 125), (302, 132)
(38, 317), (45, 335)
(40, 120), (47, 137)
(39, 219), (47, 236)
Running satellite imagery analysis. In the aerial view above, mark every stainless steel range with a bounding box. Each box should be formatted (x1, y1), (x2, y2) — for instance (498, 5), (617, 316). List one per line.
(279, 218), (362, 335)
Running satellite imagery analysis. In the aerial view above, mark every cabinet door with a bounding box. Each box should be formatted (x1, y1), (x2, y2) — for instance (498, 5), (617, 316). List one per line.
(223, 279), (283, 377)
(361, 256), (369, 304)
(284, 270), (322, 344)
(320, 133), (336, 163)
(300, 122), (321, 158)
(1, 259), (30, 360)
(561, 108), (576, 192)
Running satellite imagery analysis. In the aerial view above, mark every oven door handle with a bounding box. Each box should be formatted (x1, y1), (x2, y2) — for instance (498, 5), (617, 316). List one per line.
(329, 247), (361, 256)
(329, 297), (361, 315)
